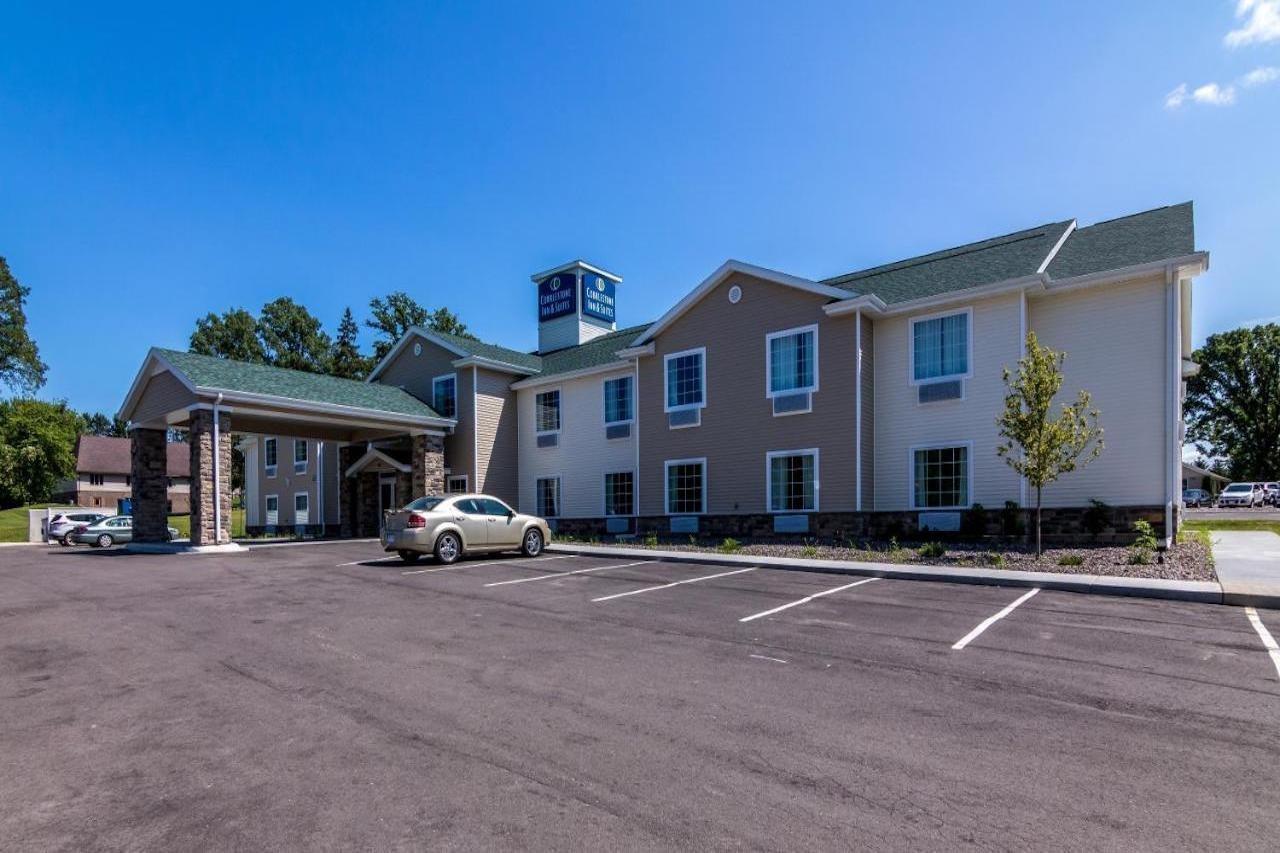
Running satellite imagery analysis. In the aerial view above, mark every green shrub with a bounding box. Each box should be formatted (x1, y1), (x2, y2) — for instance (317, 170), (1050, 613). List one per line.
(1128, 520), (1157, 565)
(918, 541), (946, 560)
(800, 542), (819, 558)
(887, 536), (901, 553)
(718, 537), (742, 554)
(1057, 553), (1084, 566)
(643, 532), (659, 548)
(985, 552), (1007, 568)
(1083, 499), (1112, 538)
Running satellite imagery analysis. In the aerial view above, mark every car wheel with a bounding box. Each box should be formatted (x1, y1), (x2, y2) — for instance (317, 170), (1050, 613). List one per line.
(96, 534), (113, 548)
(59, 534), (72, 547)
(397, 550), (421, 564)
(434, 531), (462, 565)
(521, 528), (544, 558)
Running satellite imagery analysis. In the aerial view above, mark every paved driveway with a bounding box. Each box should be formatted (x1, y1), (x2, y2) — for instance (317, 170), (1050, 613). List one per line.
(2, 542), (1278, 849)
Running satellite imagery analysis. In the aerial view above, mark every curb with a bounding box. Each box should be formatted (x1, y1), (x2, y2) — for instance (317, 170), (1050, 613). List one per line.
(547, 543), (1226, 606)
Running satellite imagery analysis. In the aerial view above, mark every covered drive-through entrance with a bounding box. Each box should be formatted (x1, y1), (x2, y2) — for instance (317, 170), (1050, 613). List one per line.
(117, 348), (455, 546)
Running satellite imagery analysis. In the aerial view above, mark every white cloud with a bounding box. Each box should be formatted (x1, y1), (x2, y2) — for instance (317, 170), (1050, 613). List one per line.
(1193, 82), (1238, 104)
(1241, 65), (1280, 86)
(1164, 83), (1189, 109)
(1226, 0), (1280, 47)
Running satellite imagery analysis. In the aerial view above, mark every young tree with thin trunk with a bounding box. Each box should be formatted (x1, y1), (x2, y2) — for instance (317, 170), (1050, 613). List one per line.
(996, 332), (1104, 556)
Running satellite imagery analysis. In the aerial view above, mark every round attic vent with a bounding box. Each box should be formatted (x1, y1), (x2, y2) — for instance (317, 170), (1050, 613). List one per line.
(728, 285), (742, 304)
(413, 342), (422, 357)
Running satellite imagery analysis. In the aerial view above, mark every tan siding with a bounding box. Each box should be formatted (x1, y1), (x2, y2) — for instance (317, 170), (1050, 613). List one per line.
(474, 367), (519, 504)
(250, 436), (342, 526)
(859, 312), (875, 509)
(638, 274), (857, 515)
(375, 331), (473, 480)
(131, 372), (195, 425)
(1028, 274), (1169, 507)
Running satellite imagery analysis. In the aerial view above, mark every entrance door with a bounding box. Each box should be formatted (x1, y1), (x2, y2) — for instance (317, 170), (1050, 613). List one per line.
(378, 476), (396, 529)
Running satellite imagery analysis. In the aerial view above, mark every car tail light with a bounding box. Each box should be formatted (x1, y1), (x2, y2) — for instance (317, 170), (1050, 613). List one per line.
(405, 513), (426, 528)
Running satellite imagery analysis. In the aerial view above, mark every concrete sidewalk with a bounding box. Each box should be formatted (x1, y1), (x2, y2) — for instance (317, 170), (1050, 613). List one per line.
(1212, 530), (1280, 609)
(547, 542), (1228, 606)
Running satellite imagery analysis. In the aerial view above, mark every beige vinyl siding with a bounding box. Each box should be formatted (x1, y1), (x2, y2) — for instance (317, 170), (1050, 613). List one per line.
(252, 436), (340, 525)
(474, 367), (519, 504)
(517, 367), (637, 517)
(872, 293), (1023, 511)
(638, 273), (858, 516)
(131, 371), (195, 426)
(859, 312), (875, 509)
(1028, 274), (1168, 507)
(374, 332), (473, 482)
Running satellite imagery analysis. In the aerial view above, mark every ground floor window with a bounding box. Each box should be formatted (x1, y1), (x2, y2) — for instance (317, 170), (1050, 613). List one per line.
(665, 459), (706, 515)
(266, 495), (279, 525)
(446, 475), (469, 494)
(604, 471), (634, 516)
(767, 449), (818, 512)
(536, 477), (560, 518)
(912, 445), (969, 508)
(294, 492), (310, 524)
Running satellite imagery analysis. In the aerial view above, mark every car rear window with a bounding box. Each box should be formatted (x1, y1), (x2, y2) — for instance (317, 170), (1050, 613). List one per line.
(1224, 484), (1251, 492)
(404, 497), (445, 512)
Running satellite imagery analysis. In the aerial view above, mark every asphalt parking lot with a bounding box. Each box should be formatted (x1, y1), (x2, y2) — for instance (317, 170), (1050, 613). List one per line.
(3, 542), (1279, 850)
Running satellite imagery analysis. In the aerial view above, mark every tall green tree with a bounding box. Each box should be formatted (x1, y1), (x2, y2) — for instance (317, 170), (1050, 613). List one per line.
(366, 292), (473, 360)
(328, 307), (371, 379)
(257, 297), (332, 373)
(996, 332), (1104, 555)
(0, 399), (81, 507)
(190, 308), (267, 363)
(1184, 324), (1280, 479)
(0, 257), (47, 393)
(80, 411), (129, 437)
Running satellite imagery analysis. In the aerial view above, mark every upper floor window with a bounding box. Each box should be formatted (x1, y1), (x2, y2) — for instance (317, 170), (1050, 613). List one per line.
(664, 348), (706, 411)
(294, 439), (308, 473)
(264, 438), (278, 476)
(911, 310), (970, 383)
(767, 325), (818, 396)
(88, 473), (104, 486)
(604, 376), (633, 424)
(536, 390), (561, 433)
(432, 374), (457, 419)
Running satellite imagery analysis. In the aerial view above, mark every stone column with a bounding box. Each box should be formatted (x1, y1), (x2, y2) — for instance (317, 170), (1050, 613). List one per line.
(189, 409), (232, 546)
(131, 428), (170, 543)
(338, 445), (358, 538)
(412, 433), (445, 498)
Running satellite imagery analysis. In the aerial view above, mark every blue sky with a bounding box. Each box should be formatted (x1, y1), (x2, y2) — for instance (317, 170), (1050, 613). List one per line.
(3, 1), (1278, 414)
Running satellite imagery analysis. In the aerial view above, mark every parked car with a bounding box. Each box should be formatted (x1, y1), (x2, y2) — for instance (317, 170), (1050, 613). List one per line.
(46, 511), (109, 546)
(380, 494), (551, 564)
(70, 515), (179, 547)
(1264, 482), (1280, 506)
(1216, 482), (1264, 508)
(1182, 488), (1212, 508)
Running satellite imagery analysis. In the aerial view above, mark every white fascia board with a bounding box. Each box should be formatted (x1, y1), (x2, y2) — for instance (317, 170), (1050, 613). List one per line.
(822, 294), (888, 317)
(876, 274), (1048, 317)
(615, 343), (655, 359)
(116, 348), (198, 423)
(451, 355), (540, 376)
(631, 259), (851, 347)
(1042, 252), (1209, 294)
(366, 326), (473, 382)
(193, 387), (457, 430)
(510, 360), (632, 390)
(1036, 219), (1077, 274)
(343, 447), (413, 478)
(529, 259), (623, 283)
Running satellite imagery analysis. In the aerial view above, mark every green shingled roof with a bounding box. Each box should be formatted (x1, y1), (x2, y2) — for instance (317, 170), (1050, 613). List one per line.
(537, 324), (651, 377)
(156, 349), (446, 420)
(1046, 202), (1194, 279)
(427, 330), (544, 372)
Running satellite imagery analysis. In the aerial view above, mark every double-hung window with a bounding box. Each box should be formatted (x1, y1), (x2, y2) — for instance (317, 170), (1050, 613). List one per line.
(535, 390), (561, 447)
(766, 325), (818, 415)
(912, 445), (970, 509)
(432, 374), (457, 419)
(536, 477), (560, 518)
(604, 471), (634, 516)
(264, 438), (278, 477)
(604, 376), (633, 424)
(664, 348), (705, 428)
(665, 459), (706, 515)
(767, 449), (819, 512)
(294, 439), (308, 474)
(911, 310), (970, 384)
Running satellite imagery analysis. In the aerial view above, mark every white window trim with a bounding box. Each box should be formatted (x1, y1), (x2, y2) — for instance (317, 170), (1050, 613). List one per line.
(664, 457), (708, 516)
(907, 441), (975, 510)
(293, 439), (308, 474)
(765, 448), (820, 513)
(446, 474), (469, 493)
(293, 491), (310, 524)
(432, 373), (458, 418)
(764, 324), (820, 399)
(663, 347), (707, 413)
(908, 306), (974, 386)
(602, 375), (634, 426)
(535, 476), (561, 518)
(535, 387), (562, 436)
(602, 470), (636, 516)
(264, 437), (278, 478)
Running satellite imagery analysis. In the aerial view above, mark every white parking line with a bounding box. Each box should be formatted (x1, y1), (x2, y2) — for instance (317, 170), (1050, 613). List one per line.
(738, 577), (879, 623)
(483, 560), (652, 588)
(591, 567), (757, 603)
(401, 554), (573, 575)
(750, 653), (788, 664)
(951, 588), (1040, 651)
(1245, 607), (1280, 679)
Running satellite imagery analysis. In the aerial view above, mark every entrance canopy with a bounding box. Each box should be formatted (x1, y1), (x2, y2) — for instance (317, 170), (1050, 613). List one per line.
(118, 348), (454, 440)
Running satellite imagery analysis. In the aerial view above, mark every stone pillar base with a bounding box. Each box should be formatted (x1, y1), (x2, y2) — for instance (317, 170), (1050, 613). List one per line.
(189, 409), (232, 546)
(412, 433), (445, 499)
(131, 428), (170, 543)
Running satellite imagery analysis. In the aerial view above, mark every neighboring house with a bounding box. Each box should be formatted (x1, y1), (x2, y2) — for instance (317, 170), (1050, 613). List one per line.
(53, 435), (190, 513)
(1182, 462), (1229, 496)
(122, 202), (1205, 544)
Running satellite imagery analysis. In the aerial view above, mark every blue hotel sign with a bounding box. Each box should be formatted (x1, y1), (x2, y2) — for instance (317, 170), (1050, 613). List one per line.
(537, 273), (577, 321)
(581, 274), (616, 323)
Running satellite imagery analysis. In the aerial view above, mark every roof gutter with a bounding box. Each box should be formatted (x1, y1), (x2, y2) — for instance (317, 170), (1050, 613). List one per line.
(509, 359), (634, 390)
(194, 387), (457, 430)
(1042, 252), (1209, 294)
(451, 355), (540, 375)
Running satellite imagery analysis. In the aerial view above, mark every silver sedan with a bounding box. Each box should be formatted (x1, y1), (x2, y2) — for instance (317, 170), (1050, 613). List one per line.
(380, 494), (552, 565)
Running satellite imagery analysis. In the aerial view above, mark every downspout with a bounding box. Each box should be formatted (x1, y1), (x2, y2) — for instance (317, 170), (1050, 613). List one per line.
(633, 356), (641, 522)
(317, 440), (324, 536)
(213, 393), (223, 544)
(473, 365), (479, 492)
(855, 309), (862, 513)
(1019, 289), (1028, 508)
(1166, 267), (1181, 546)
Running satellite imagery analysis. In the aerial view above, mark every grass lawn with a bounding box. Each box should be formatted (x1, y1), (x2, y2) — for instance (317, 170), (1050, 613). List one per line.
(1183, 518), (1280, 536)
(0, 504), (46, 542)
(168, 508), (246, 539)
